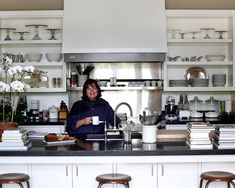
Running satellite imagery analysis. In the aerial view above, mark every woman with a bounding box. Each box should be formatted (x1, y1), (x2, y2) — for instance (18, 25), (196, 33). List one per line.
(67, 79), (120, 137)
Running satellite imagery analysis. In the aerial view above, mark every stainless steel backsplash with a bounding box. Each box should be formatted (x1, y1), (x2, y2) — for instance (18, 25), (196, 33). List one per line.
(68, 62), (163, 117)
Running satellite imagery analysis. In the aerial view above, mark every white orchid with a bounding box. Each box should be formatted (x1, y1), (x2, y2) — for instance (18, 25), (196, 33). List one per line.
(0, 56), (43, 123)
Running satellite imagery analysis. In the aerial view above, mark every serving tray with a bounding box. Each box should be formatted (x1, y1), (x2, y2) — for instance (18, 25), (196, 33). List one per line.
(43, 139), (76, 145)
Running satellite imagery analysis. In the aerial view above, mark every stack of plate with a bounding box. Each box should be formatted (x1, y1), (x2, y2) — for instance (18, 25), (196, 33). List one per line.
(169, 79), (189, 87)
(189, 78), (209, 87)
(212, 74), (226, 87)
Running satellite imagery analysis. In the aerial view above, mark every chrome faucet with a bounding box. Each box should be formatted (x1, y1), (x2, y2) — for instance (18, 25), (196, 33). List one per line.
(114, 102), (133, 129)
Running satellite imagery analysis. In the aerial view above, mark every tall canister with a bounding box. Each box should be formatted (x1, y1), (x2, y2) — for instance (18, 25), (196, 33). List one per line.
(142, 125), (157, 143)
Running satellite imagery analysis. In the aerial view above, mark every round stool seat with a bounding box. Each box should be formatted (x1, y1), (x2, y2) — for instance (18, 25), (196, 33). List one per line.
(200, 171), (235, 188)
(96, 173), (131, 188)
(0, 173), (30, 188)
(201, 171), (235, 182)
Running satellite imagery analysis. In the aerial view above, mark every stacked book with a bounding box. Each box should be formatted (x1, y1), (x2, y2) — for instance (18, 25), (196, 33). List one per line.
(186, 122), (215, 150)
(0, 128), (31, 151)
(213, 124), (235, 149)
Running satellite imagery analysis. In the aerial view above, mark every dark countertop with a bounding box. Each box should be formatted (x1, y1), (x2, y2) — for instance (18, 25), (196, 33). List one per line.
(0, 138), (235, 156)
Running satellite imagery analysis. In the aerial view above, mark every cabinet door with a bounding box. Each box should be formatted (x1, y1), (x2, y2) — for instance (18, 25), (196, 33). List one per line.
(117, 163), (157, 188)
(158, 163), (199, 188)
(0, 164), (29, 188)
(201, 162), (235, 188)
(74, 164), (113, 188)
(31, 164), (72, 188)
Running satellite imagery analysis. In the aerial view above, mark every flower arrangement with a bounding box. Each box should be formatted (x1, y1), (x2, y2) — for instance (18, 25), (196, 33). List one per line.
(0, 56), (37, 123)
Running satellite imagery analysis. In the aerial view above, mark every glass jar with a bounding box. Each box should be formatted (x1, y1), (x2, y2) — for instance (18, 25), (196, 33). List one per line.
(205, 96), (220, 112)
(70, 71), (78, 87)
(189, 96), (203, 111)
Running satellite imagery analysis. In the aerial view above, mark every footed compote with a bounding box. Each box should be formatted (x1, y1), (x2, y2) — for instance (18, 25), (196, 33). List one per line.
(46, 28), (61, 40)
(14, 31), (30, 40)
(25, 24), (48, 40)
(0, 28), (16, 40)
(215, 30), (228, 39)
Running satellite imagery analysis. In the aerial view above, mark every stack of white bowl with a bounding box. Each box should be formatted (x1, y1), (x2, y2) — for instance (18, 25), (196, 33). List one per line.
(212, 74), (226, 87)
(189, 78), (209, 87)
(169, 79), (189, 87)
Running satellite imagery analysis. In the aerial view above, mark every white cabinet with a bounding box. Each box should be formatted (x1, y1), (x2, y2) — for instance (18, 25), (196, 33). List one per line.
(63, 0), (167, 53)
(0, 11), (66, 92)
(164, 10), (235, 92)
(31, 164), (72, 188)
(74, 164), (113, 188)
(117, 163), (157, 188)
(158, 163), (199, 188)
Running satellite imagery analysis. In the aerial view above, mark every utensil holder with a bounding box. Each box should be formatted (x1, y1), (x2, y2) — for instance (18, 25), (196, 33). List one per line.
(142, 125), (157, 143)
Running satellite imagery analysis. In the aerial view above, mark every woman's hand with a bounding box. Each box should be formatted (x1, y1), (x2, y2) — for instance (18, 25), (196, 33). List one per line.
(76, 117), (92, 128)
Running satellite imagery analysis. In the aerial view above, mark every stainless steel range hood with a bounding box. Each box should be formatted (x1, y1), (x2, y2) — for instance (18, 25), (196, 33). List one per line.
(62, 0), (167, 62)
(64, 52), (166, 62)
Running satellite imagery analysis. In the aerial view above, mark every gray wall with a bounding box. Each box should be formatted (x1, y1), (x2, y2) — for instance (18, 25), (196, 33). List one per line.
(0, 0), (234, 10)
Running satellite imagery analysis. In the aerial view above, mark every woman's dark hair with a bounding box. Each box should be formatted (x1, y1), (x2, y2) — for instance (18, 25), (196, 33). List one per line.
(82, 78), (102, 100)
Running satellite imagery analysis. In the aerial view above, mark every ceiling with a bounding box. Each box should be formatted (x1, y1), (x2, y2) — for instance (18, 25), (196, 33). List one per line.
(0, 0), (234, 10)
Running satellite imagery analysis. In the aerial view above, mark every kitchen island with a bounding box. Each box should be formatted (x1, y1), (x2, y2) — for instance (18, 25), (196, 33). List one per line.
(1, 138), (235, 188)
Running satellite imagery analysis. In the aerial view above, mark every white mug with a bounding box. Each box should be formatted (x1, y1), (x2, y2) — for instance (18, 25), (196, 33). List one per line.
(92, 116), (99, 125)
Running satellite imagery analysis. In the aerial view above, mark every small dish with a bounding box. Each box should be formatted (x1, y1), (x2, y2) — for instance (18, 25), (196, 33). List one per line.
(205, 55), (225, 62)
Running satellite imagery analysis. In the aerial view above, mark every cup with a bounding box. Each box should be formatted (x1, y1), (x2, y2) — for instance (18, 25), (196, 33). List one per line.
(123, 129), (132, 144)
(157, 80), (162, 86)
(151, 80), (157, 87)
(145, 80), (151, 87)
(92, 116), (99, 125)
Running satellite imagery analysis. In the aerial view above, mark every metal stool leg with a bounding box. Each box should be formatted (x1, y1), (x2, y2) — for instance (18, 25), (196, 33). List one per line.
(230, 181), (235, 188)
(26, 181), (30, 188)
(228, 182), (231, 188)
(124, 182), (130, 188)
(199, 179), (203, 188)
(18, 183), (24, 188)
(0, 184), (2, 188)
(97, 183), (103, 188)
(205, 180), (212, 188)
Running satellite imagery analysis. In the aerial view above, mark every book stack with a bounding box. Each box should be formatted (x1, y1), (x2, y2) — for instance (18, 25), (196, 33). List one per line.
(213, 124), (235, 149)
(186, 122), (215, 150)
(0, 128), (31, 151)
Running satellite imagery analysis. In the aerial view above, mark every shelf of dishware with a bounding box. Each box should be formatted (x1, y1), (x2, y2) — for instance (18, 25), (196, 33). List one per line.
(164, 86), (235, 92)
(0, 40), (62, 45)
(165, 61), (233, 66)
(168, 39), (232, 43)
(67, 86), (163, 91)
(14, 62), (65, 67)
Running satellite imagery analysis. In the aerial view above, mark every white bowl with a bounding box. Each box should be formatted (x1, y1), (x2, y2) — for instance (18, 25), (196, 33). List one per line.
(26, 53), (42, 62)
(205, 55), (226, 62)
(46, 53), (62, 62)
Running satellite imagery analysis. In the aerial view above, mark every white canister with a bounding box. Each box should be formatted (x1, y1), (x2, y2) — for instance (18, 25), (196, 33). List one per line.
(49, 105), (58, 119)
(142, 125), (157, 143)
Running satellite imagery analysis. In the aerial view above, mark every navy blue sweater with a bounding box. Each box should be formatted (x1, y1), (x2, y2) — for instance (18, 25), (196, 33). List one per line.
(67, 98), (120, 136)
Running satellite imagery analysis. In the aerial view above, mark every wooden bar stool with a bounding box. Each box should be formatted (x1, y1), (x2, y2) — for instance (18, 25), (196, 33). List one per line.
(199, 171), (235, 188)
(0, 173), (30, 188)
(96, 173), (131, 188)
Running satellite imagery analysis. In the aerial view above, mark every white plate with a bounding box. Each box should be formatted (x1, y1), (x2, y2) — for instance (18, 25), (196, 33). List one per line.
(43, 139), (76, 145)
